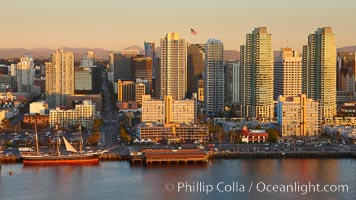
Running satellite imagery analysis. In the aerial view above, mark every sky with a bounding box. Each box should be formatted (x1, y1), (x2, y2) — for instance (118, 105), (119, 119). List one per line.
(0, 0), (355, 51)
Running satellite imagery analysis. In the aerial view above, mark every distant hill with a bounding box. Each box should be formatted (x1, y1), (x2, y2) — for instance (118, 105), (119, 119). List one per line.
(337, 45), (356, 52)
(224, 50), (239, 61)
(0, 46), (147, 60)
(1, 45), (354, 60)
(0, 47), (110, 60)
(124, 45), (145, 54)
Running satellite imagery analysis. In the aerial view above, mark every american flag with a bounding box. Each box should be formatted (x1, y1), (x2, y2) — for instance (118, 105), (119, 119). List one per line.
(190, 28), (197, 35)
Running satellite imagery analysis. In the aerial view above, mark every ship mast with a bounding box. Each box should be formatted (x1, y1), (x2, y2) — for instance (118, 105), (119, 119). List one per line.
(34, 114), (39, 156)
(54, 124), (61, 156)
(78, 124), (83, 155)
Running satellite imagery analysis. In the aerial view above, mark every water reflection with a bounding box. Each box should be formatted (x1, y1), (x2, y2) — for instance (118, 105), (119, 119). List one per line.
(0, 159), (354, 200)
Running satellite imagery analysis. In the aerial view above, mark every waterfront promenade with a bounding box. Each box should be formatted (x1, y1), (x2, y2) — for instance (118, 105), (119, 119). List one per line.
(1, 145), (355, 164)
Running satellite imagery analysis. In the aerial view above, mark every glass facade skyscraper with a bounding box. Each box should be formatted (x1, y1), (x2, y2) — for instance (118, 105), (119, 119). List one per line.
(303, 27), (336, 121)
(240, 27), (274, 120)
(204, 39), (224, 117)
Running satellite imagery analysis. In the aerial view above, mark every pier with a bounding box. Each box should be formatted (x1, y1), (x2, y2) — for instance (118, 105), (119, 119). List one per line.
(1, 150), (355, 165)
(130, 149), (209, 165)
(99, 153), (129, 161)
(211, 151), (356, 159)
(0, 156), (20, 163)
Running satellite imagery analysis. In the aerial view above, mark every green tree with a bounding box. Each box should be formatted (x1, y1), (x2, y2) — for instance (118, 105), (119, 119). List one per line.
(88, 132), (101, 146)
(119, 125), (132, 144)
(217, 111), (225, 118)
(4, 140), (13, 147)
(209, 124), (223, 141)
(267, 128), (279, 143)
(228, 130), (235, 143)
(235, 131), (242, 143)
(335, 130), (342, 142)
(93, 119), (103, 133)
(226, 109), (237, 120)
(255, 125), (262, 130)
(1, 119), (11, 131)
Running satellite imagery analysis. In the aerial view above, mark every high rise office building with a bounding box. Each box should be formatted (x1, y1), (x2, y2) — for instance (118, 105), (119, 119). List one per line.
(75, 51), (100, 94)
(109, 50), (138, 81)
(204, 39), (224, 117)
(187, 44), (205, 95)
(303, 27), (336, 121)
(225, 60), (240, 105)
(16, 54), (34, 94)
(337, 52), (355, 92)
(158, 32), (187, 100)
(46, 49), (74, 108)
(336, 52), (356, 105)
(240, 27), (274, 120)
(274, 48), (302, 100)
(132, 56), (152, 92)
(144, 41), (156, 79)
(117, 80), (136, 102)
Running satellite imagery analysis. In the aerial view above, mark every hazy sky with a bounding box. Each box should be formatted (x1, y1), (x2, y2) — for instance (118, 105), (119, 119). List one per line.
(0, 0), (355, 51)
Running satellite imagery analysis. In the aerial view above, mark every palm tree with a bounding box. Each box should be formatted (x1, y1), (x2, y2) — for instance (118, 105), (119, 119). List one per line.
(228, 130), (235, 144)
(236, 130), (241, 151)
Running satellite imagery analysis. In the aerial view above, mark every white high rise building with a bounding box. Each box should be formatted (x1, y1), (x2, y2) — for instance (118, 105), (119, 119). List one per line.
(225, 60), (240, 105)
(16, 54), (34, 93)
(204, 39), (224, 117)
(274, 48), (302, 100)
(46, 49), (74, 108)
(158, 32), (187, 100)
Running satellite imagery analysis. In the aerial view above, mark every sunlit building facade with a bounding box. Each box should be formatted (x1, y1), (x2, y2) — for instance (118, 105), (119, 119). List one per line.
(158, 32), (187, 100)
(141, 95), (196, 125)
(16, 54), (34, 94)
(240, 27), (274, 120)
(274, 48), (302, 100)
(46, 49), (74, 108)
(303, 27), (336, 121)
(277, 94), (320, 136)
(49, 100), (95, 129)
(204, 39), (224, 117)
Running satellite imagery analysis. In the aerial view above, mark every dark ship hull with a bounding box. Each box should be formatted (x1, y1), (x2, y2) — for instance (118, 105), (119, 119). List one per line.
(21, 154), (100, 165)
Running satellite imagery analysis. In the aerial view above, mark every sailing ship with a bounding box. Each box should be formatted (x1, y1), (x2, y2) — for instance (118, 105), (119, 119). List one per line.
(21, 123), (100, 165)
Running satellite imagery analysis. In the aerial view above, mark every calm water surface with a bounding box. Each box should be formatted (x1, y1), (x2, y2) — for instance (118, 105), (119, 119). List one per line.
(0, 159), (355, 200)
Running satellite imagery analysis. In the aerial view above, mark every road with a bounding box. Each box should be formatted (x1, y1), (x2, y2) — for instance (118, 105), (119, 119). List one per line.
(100, 71), (119, 147)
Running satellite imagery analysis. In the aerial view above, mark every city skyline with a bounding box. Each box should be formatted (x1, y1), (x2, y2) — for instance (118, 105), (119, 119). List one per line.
(1, 0), (355, 51)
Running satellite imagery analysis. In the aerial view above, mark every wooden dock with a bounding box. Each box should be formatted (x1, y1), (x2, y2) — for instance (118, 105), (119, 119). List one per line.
(130, 149), (209, 165)
(211, 151), (355, 159)
(99, 153), (129, 161)
(0, 155), (20, 163)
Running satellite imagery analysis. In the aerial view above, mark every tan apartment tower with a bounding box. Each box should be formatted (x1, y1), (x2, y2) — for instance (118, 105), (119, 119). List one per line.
(277, 94), (320, 136)
(274, 48), (302, 100)
(158, 32), (187, 100)
(46, 49), (74, 108)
